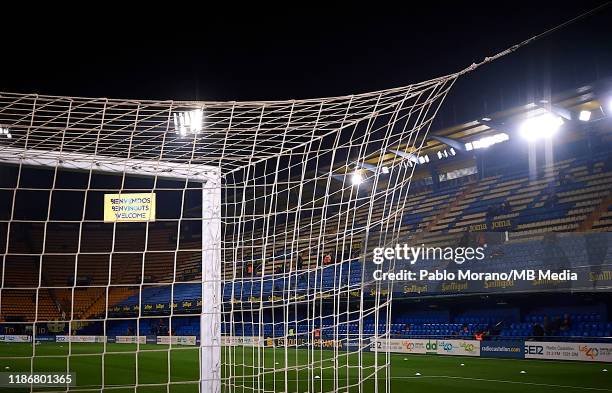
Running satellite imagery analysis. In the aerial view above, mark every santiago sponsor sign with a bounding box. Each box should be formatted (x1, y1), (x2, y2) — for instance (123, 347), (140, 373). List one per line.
(480, 341), (524, 359)
(525, 341), (612, 362)
(437, 340), (480, 356)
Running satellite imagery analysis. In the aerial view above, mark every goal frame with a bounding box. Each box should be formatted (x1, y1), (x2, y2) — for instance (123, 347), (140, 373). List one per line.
(0, 146), (222, 393)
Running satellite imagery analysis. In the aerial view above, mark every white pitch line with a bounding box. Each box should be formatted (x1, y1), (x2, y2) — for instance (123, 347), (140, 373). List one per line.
(391, 375), (612, 391)
(228, 374), (612, 391)
(386, 351), (607, 365)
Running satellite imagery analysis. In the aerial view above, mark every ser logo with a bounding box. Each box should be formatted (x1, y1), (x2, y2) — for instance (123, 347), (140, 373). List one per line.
(525, 345), (543, 355)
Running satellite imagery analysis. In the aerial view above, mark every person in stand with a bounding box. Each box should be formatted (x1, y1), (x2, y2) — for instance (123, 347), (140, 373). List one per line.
(542, 316), (553, 336)
(552, 316), (562, 334)
(296, 253), (304, 271)
(532, 323), (544, 338)
(560, 314), (572, 331)
(322, 253), (333, 266)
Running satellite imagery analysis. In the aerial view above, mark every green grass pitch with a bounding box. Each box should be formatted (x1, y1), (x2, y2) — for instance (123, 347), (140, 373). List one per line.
(0, 343), (610, 392)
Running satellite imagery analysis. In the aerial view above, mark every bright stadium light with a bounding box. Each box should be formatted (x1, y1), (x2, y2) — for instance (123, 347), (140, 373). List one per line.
(519, 113), (563, 141)
(1, 127), (11, 139)
(466, 133), (509, 150)
(351, 171), (364, 185)
(417, 155), (430, 164)
(579, 110), (591, 122)
(436, 149), (455, 160)
(381, 166), (390, 174)
(173, 109), (204, 137)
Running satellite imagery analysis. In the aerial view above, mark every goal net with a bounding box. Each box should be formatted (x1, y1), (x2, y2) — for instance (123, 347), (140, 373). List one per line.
(0, 74), (457, 392)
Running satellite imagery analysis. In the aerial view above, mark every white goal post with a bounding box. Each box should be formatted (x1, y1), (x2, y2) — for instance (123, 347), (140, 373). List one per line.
(0, 144), (222, 392)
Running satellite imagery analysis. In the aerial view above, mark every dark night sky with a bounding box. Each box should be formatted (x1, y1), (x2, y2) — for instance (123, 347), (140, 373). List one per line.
(1, 3), (611, 126)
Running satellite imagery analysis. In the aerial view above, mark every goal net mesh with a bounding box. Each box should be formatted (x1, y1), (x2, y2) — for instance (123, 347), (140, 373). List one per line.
(0, 73), (457, 392)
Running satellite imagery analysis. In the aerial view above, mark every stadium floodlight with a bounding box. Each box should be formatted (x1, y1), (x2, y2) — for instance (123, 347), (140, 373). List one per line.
(437, 149), (457, 160)
(579, 110), (591, 122)
(519, 113), (563, 141)
(417, 155), (429, 164)
(466, 132), (509, 150)
(351, 171), (364, 185)
(381, 166), (390, 174)
(173, 109), (204, 136)
(1, 127), (11, 139)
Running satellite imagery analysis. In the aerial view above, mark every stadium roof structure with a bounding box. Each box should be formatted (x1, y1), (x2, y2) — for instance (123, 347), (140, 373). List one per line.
(360, 78), (612, 174)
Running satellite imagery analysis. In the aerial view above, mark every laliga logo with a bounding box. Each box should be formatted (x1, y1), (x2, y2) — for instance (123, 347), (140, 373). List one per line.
(579, 345), (599, 360)
(460, 342), (476, 352)
(440, 342), (454, 351)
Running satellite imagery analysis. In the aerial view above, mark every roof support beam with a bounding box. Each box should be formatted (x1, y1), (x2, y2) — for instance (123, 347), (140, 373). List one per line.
(388, 149), (419, 164)
(430, 135), (466, 152)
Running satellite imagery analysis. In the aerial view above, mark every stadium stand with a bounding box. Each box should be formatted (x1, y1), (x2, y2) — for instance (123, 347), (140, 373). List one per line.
(1, 88), (609, 349)
(3, 147), (609, 331)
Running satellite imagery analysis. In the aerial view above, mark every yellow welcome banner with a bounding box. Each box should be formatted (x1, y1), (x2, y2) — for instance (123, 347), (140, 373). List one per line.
(104, 193), (156, 222)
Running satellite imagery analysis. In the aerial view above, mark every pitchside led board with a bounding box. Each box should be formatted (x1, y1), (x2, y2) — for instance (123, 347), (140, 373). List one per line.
(104, 193), (156, 223)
